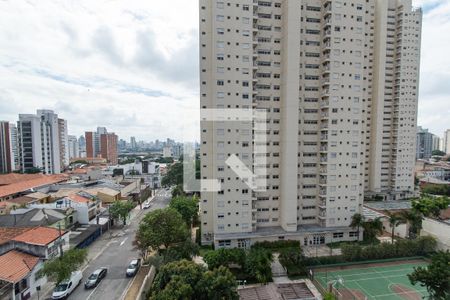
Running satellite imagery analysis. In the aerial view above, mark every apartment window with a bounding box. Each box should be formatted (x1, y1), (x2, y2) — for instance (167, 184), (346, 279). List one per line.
(333, 232), (344, 238)
(243, 17), (250, 24)
(217, 28), (224, 35)
(216, 15), (224, 22)
(217, 2), (224, 9)
(217, 41), (224, 48)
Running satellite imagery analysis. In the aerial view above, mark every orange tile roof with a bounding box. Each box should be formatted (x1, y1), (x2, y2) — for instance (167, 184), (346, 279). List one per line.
(13, 227), (62, 246)
(67, 193), (90, 204)
(0, 174), (68, 198)
(0, 227), (32, 245)
(0, 250), (40, 283)
(0, 173), (44, 185)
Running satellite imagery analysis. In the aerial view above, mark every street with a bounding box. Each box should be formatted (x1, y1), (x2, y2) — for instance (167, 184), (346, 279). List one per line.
(65, 189), (171, 300)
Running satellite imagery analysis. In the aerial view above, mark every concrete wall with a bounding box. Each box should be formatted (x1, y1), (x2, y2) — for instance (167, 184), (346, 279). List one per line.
(421, 217), (450, 250)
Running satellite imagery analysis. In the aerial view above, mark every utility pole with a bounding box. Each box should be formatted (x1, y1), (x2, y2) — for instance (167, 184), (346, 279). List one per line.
(58, 223), (63, 257)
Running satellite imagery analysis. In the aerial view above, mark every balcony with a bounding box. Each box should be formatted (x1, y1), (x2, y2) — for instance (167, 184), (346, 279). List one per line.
(319, 167), (327, 174)
(320, 156), (328, 163)
(320, 100), (329, 108)
(320, 146), (328, 152)
(320, 134), (328, 141)
(320, 123), (329, 130)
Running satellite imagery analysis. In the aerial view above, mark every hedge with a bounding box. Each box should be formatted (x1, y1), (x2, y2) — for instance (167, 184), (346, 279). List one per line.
(252, 240), (300, 250)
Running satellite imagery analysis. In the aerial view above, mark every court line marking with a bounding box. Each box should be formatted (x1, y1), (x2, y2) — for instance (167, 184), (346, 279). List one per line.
(315, 266), (422, 279)
(352, 279), (375, 299)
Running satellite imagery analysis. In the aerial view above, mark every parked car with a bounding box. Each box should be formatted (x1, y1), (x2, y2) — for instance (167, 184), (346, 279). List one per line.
(126, 259), (141, 277)
(52, 271), (82, 299)
(143, 202), (151, 209)
(84, 267), (107, 289)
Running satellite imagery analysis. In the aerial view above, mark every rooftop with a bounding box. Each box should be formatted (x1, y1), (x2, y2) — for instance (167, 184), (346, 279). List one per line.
(0, 174), (68, 198)
(364, 201), (412, 211)
(0, 208), (67, 227)
(238, 281), (317, 300)
(0, 250), (40, 283)
(0, 227), (31, 245)
(13, 226), (62, 246)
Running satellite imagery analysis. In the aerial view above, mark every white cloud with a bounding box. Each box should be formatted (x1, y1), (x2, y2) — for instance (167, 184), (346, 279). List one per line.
(0, 0), (448, 143)
(0, 0), (199, 142)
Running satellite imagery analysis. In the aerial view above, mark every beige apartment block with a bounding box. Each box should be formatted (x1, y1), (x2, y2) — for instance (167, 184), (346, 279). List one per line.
(199, 0), (422, 248)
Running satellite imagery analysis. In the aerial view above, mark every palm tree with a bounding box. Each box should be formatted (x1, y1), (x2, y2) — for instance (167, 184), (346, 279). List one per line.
(399, 210), (422, 239)
(350, 213), (364, 241)
(362, 217), (383, 242)
(387, 212), (406, 244)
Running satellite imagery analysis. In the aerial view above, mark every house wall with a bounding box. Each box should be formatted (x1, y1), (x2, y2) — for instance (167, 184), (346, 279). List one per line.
(421, 217), (450, 250)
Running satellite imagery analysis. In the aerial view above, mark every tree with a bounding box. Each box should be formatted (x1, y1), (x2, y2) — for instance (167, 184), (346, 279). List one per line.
(171, 184), (185, 197)
(200, 266), (239, 300)
(399, 210), (422, 239)
(362, 217), (383, 242)
(408, 251), (450, 300)
(135, 208), (188, 257)
(150, 260), (238, 300)
(169, 196), (198, 225)
(386, 212), (406, 244)
(161, 162), (183, 187)
(245, 248), (273, 284)
(163, 238), (199, 263)
(203, 248), (246, 270)
(412, 196), (450, 219)
(422, 185), (450, 196)
(37, 249), (87, 285)
(109, 201), (134, 225)
(350, 213), (364, 241)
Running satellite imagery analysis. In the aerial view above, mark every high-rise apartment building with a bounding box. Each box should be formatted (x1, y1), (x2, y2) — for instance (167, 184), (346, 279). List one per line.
(199, 0), (421, 248)
(9, 124), (19, 171)
(416, 126), (438, 159)
(58, 118), (69, 168)
(0, 121), (12, 173)
(68, 135), (79, 159)
(85, 127), (118, 164)
(17, 110), (64, 174)
(100, 132), (118, 165)
(443, 129), (450, 154)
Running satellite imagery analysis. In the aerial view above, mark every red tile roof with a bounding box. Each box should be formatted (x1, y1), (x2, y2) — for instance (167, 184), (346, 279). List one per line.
(0, 227), (32, 245)
(0, 174), (44, 185)
(13, 227), (62, 246)
(0, 250), (40, 283)
(0, 174), (68, 198)
(67, 193), (90, 204)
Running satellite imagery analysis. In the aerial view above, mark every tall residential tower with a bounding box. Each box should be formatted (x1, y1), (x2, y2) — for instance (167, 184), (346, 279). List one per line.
(199, 0), (421, 248)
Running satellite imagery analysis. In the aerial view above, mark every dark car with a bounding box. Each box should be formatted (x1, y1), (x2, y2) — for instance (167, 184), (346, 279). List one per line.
(126, 259), (141, 277)
(84, 268), (107, 289)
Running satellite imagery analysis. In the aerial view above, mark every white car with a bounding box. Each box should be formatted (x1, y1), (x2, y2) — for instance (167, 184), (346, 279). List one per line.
(143, 202), (151, 209)
(52, 270), (82, 299)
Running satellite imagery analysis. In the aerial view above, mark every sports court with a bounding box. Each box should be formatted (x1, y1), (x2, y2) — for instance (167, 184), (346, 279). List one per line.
(313, 259), (429, 300)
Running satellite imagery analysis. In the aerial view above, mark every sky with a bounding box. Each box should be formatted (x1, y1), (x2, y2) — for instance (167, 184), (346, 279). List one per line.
(0, 0), (449, 142)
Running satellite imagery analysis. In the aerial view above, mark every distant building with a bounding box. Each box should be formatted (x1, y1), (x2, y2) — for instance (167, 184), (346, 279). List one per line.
(100, 133), (118, 165)
(68, 135), (79, 159)
(58, 118), (69, 168)
(444, 129), (450, 154)
(85, 128), (118, 165)
(0, 122), (12, 173)
(17, 110), (66, 174)
(130, 136), (137, 149)
(162, 146), (172, 158)
(9, 124), (19, 171)
(416, 126), (438, 159)
(432, 135), (440, 154)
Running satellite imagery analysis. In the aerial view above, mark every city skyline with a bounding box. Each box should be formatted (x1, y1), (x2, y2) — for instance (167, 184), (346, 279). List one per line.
(0, 0), (449, 142)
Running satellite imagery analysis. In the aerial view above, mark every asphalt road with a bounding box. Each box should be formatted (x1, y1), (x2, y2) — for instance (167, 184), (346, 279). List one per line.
(67, 189), (172, 300)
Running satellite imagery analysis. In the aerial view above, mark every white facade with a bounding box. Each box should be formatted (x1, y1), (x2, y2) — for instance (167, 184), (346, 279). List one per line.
(18, 110), (63, 174)
(162, 146), (173, 158)
(68, 135), (79, 159)
(443, 129), (450, 154)
(200, 0), (422, 247)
